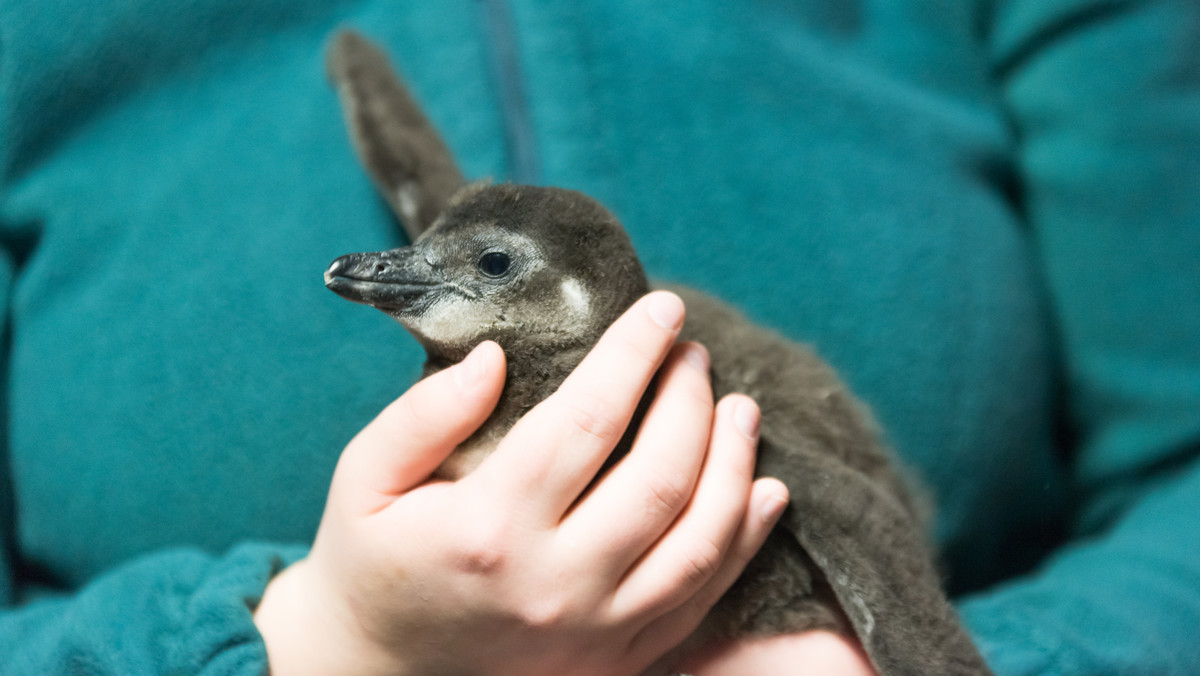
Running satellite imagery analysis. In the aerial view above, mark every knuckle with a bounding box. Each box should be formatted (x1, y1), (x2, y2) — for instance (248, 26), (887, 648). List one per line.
(560, 393), (625, 445)
(449, 523), (511, 576)
(640, 466), (693, 519)
(514, 594), (571, 630)
(677, 534), (724, 589)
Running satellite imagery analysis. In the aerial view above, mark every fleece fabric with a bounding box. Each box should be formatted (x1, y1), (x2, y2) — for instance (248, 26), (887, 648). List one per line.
(1, 1), (1198, 674)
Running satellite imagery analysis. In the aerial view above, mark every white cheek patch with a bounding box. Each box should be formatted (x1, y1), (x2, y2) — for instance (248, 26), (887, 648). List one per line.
(396, 183), (420, 225)
(405, 296), (496, 345)
(560, 277), (590, 316)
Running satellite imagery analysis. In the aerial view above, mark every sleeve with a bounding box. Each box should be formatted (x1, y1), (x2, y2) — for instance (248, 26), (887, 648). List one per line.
(0, 543), (305, 675)
(957, 1), (1200, 674)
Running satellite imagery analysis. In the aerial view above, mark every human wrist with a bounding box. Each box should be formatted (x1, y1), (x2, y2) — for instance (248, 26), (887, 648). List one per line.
(254, 559), (402, 676)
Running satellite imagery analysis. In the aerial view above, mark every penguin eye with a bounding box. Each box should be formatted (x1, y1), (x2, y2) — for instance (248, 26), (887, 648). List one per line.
(477, 251), (512, 278)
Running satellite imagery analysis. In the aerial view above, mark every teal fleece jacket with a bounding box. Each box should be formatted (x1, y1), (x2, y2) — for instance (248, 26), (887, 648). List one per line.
(1, 1), (1198, 674)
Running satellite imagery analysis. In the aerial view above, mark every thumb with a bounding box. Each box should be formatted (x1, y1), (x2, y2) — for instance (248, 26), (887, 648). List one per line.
(333, 341), (506, 509)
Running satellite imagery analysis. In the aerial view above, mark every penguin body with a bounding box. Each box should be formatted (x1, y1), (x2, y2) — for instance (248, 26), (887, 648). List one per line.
(323, 31), (993, 676)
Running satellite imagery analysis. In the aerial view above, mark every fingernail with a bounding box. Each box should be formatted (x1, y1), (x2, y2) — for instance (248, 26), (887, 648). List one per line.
(733, 398), (760, 440)
(455, 343), (489, 390)
(683, 343), (709, 373)
(761, 493), (788, 524)
(648, 293), (684, 330)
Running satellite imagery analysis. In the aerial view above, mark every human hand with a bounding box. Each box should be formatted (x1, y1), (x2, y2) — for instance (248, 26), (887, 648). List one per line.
(254, 292), (790, 676)
(679, 631), (877, 676)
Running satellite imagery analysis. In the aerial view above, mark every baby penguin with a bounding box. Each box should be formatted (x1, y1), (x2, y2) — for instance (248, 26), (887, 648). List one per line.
(324, 31), (993, 676)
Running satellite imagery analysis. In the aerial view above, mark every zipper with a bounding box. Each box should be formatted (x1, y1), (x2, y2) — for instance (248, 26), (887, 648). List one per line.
(477, 0), (542, 184)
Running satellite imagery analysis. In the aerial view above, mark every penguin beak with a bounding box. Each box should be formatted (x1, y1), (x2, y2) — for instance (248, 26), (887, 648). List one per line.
(324, 248), (447, 312)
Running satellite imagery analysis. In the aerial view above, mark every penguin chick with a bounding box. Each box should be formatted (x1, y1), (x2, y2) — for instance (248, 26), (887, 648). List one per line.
(323, 30), (993, 676)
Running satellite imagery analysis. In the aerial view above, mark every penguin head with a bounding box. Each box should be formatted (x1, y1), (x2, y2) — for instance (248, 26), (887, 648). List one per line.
(326, 183), (649, 361)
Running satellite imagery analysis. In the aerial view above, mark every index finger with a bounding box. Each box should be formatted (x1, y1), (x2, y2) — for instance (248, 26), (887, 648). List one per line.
(473, 291), (686, 524)
(334, 341), (507, 514)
